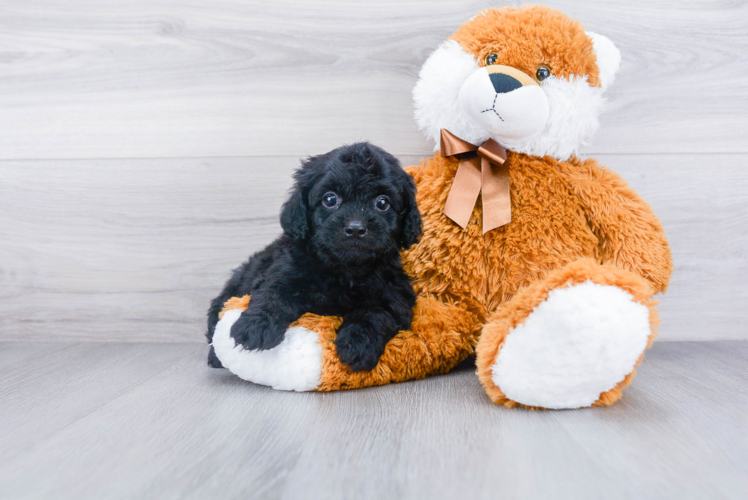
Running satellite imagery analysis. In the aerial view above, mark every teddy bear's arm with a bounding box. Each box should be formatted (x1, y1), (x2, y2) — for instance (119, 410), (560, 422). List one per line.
(561, 158), (673, 293)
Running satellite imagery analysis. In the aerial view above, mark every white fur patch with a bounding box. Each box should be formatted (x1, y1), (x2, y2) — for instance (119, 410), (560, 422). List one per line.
(211, 309), (323, 392)
(491, 282), (651, 409)
(413, 40), (489, 148)
(502, 75), (605, 160)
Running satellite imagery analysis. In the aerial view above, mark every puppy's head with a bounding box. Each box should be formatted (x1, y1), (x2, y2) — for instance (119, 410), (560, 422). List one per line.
(280, 142), (421, 268)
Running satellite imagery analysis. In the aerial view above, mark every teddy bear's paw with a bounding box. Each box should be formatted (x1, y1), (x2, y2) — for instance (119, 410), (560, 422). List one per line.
(211, 309), (323, 391)
(485, 281), (653, 409)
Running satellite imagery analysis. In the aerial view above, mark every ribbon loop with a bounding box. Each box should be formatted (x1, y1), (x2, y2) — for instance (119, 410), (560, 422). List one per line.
(476, 139), (507, 166)
(440, 129), (511, 234)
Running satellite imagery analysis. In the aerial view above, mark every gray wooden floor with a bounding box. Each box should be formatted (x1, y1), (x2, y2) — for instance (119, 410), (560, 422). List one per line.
(1, 340), (746, 500)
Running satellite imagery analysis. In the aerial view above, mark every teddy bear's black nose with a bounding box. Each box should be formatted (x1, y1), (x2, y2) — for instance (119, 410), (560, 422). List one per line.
(489, 72), (523, 94)
(345, 220), (367, 238)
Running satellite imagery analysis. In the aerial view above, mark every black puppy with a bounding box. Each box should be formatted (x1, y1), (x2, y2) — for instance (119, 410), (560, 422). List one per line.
(206, 142), (422, 372)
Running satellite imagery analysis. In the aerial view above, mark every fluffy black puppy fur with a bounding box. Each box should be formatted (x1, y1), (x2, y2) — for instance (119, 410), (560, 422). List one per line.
(206, 142), (422, 372)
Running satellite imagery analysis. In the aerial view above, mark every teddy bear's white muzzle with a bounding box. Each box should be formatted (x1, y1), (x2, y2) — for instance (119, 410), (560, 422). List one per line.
(458, 66), (549, 143)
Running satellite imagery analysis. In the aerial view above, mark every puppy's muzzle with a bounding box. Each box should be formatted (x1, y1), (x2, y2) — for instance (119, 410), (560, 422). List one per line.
(458, 64), (550, 143)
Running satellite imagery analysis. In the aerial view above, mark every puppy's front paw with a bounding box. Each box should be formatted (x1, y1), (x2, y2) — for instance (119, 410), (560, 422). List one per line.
(335, 323), (386, 372)
(230, 311), (286, 351)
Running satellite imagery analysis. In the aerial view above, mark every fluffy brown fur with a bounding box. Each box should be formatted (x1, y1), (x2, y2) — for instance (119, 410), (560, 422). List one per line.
(404, 152), (671, 318)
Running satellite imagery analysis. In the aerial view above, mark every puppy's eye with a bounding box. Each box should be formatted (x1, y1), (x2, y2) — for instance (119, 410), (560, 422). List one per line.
(322, 192), (340, 209)
(485, 53), (498, 65)
(374, 195), (390, 212)
(535, 64), (552, 82)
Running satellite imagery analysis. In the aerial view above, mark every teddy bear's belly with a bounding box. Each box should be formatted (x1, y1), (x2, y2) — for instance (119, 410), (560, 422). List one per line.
(404, 193), (600, 321)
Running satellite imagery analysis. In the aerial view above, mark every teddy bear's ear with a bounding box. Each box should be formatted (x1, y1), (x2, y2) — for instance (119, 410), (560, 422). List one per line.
(586, 31), (621, 91)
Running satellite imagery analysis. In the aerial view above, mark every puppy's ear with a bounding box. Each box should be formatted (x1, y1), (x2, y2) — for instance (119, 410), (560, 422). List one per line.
(280, 160), (317, 241)
(280, 187), (308, 241)
(280, 153), (329, 240)
(398, 172), (422, 249)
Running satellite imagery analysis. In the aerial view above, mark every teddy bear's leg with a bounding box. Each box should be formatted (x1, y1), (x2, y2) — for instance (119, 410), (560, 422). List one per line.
(476, 259), (659, 409)
(211, 295), (480, 392)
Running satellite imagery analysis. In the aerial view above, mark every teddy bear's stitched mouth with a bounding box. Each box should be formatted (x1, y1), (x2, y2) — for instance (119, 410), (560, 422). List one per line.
(480, 93), (504, 121)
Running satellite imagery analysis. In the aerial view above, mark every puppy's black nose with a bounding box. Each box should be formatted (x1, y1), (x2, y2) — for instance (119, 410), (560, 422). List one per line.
(344, 220), (367, 238)
(489, 72), (522, 94)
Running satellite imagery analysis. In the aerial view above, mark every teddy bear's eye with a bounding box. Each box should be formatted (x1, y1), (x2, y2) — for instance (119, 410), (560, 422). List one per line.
(322, 192), (340, 209)
(535, 64), (552, 82)
(485, 53), (498, 65)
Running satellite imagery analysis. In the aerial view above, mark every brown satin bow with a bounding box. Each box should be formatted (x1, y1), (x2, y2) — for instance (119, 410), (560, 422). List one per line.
(440, 129), (511, 234)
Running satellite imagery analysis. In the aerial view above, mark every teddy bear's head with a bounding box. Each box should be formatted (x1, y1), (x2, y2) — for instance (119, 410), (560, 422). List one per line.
(413, 5), (620, 161)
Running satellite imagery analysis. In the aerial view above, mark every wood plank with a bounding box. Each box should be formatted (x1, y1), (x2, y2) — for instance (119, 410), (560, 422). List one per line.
(1, 153), (746, 342)
(0, 341), (75, 369)
(0, 156), (297, 342)
(0, 0), (746, 159)
(0, 342), (324, 500)
(0, 341), (745, 499)
(0, 155), (372, 343)
(0, 343), (196, 463)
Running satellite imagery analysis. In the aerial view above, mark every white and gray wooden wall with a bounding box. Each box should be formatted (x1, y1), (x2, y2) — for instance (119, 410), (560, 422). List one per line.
(1, 0), (746, 342)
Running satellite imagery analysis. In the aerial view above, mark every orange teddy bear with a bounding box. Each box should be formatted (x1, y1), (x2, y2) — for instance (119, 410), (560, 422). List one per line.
(212, 5), (672, 409)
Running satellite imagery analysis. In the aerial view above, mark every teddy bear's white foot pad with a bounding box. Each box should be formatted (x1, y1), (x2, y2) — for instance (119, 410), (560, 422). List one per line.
(492, 281), (651, 409)
(211, 309), (322, 391)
